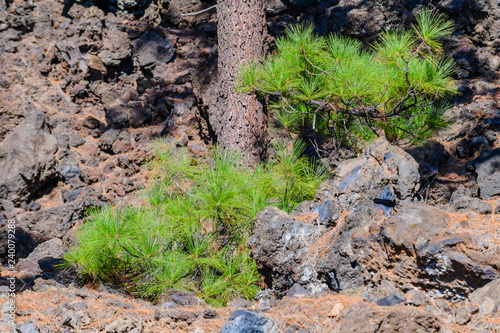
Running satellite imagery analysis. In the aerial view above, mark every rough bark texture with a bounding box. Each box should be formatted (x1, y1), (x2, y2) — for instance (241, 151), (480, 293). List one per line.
(212, 0), (267, 163)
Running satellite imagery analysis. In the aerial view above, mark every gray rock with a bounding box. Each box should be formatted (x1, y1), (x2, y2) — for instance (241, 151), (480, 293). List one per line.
(220, 310), (280, 333)
(0, 111), (59, 205)
(375, 292), (406, 306)
(172, 292), (205, 307)
(104, 318), (136, 333)
(99, 30), (132, 66)
(480, 297), (497, 315)
(17, 322), (39, 333)
(28, 202), (41, 211)
(133, 31), (175, 67)
(468, 148), (500, 199)
(248, 206), (324, 296)
(156, 289), (205, 307)
(435, 299), (451, 312)
(59, 158), (79, 181)
(17, 238), (64, 275)
(251, 139), (421, 296)
(450, 185), (492, 214)
(227, 297), (252, 309)
(286, 284), (311, 298)
(311, 200), (342, 227)
(98, 129), (121, 153)
(61, 311), (79, 329)
(316, 137), (420, 211)
(353, 203), (500, 298)
(470, 279), (500, 306)
(203, 309), (217, 319)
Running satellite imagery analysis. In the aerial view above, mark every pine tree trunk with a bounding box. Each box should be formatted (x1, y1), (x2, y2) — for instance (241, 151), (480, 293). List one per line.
(212, 0), (267, 163)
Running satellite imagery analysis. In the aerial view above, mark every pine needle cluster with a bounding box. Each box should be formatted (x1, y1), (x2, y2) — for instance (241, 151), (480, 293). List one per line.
(64, 139), (326, 306)
(238, 8), (458, 147)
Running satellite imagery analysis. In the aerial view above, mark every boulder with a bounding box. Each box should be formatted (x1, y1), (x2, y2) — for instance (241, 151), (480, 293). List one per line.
(248, 206), (325, 296)
(353, 203), (500, 298)
(250, 138), (421, 296)
(220, 310), (279, 333)
(17, 238), (64, 276)
(470, 279), (500, 307)
(468, 148), (500, 199)
(0, 111), (59, 205)
(316, 137), (420, 214)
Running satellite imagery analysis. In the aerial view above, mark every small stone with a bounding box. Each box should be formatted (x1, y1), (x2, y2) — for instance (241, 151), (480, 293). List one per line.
(82, 116), (100, 129)
(375, 292), (406, 306)
(286, 284), (311, 298)
(104, 318), (135, 333)
(435, 299), (451, 312)
(203, 309), (217, 319)
(17, 322), (39, 333)
(480, 297), (497, 315)
(220, 310), (279, 333)
(454, 306), (471, 325)
(106, 300), (133, 309)
(327, 303), (344, 317)
(467, 303), (480, 314)
(405, 290), (425, 306)
(28, 202), (41, 211)
(227, 297), (252, 309)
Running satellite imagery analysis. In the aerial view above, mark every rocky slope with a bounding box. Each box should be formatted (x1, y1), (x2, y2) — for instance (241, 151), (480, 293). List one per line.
(0, 0), (499, 332)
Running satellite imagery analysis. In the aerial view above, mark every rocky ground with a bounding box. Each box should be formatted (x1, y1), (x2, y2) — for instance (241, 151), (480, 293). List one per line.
(0, 0), (499, 332)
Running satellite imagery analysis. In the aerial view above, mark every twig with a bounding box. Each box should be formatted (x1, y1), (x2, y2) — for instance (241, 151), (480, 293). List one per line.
(181, 5), (217, 17)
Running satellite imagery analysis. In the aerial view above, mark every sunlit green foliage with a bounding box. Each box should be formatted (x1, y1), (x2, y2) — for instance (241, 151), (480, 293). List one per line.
(238, 8), (457, 146)
(64, 139), (326, 306)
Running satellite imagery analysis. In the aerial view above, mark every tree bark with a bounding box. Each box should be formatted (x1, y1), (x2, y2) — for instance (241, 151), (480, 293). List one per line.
(212, 0), (267, 163)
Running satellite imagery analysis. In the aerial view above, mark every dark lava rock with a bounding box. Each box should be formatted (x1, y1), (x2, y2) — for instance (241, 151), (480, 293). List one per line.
(407, 140), (448, 185)
(220, 310), (279, 333)
(128, 107), (152, 128)
(0, 110), (59, 205)
(82, 116), (101, 129)
(59, 158), (79, 181)
(106, 105), (130, 129)
(16, 238), (64, 276)
(98, 129), (120, 153)
(249, 206), (325, 296)
(353, 203), (500, 298)
(450, 185), (492, 214)
(251, 139), (421, 296)
(133, 31), (175, 67)
(468, 148), (500, 199)
(99, 30), (132, 66)
(316, 137), (420, 211)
